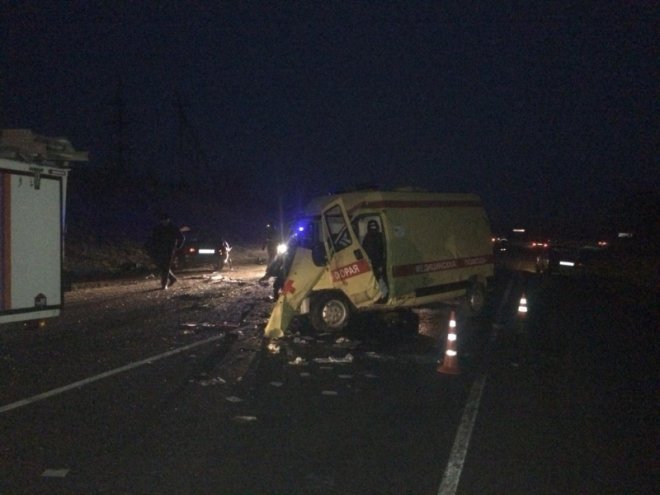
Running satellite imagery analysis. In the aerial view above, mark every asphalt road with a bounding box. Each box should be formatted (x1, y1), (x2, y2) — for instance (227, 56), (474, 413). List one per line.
(0, 263), (657, 494)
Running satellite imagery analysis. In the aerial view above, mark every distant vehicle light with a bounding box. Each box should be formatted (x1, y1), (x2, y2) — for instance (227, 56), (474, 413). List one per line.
(513, 228), (526, 233)
(276, 243), (288, 255)
(188, 247), (196, 253)
(559, 261), (575, 267)
(598, 241), (608, 247)
(198, 248), (215, 254)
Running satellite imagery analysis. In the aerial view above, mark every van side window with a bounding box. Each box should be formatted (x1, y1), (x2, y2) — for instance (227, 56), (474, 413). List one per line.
(323, 205), (352, 251)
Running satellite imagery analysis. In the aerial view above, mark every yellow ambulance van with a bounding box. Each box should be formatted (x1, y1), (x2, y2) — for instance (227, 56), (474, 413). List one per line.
(265, 189), (494, 338)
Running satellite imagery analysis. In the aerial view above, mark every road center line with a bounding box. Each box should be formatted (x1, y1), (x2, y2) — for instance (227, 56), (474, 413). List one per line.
(436, 372), (488, 495)
(0, 333), (228, 415)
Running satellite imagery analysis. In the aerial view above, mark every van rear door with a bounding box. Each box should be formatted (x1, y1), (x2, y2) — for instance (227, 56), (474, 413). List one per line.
(321, 199), (381, 306)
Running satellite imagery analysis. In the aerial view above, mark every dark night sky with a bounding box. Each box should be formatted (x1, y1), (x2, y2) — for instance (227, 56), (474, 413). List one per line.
(1, 1), (657, 236)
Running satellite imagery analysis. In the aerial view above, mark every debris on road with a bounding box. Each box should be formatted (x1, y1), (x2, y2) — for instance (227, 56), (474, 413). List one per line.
(41, 469), (70, 478)
(313, 353), (354, 364)
(267, 342), (281, 354)
(365, 351), (394, 361)
(333, 337), (359, 349)
(232, 415), (258, 423)
(288, 356), (308, 366)
(197, 376), (227, 387)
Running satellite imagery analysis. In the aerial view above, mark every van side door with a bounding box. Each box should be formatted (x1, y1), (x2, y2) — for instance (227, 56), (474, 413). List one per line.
(321, 199), (381, 306)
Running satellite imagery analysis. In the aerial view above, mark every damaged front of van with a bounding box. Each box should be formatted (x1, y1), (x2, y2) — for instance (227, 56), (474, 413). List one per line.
(264, 195), (382, 338)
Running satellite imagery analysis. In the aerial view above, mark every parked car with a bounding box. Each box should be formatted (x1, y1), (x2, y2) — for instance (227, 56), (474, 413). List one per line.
(536, 244), (608, 276)
(173, 228), (231, 271)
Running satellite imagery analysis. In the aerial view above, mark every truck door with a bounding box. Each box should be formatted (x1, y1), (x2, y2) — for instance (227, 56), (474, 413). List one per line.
(1, 167), (65, 324)
(321, 199), (381, 305)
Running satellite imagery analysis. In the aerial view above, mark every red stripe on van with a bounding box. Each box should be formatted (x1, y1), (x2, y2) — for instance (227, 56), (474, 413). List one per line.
(392, 255), (494, 278)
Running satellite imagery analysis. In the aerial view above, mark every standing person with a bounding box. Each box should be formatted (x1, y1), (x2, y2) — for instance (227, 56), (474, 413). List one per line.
(259, 234), (295, 300)
(362, 219), (387, 297)
(146, 213), (184, 289)
(262, 223), (278, 266)
(362, 220), (385, 277)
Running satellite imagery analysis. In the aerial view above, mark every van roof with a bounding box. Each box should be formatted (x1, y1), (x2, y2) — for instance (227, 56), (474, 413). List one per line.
(302, 190), (482, 216)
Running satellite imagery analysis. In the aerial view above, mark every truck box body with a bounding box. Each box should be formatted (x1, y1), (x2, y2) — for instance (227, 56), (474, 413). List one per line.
(0, 129), (86, 326)
(265, 189), (494, 337)
(0, 158), (68, 324)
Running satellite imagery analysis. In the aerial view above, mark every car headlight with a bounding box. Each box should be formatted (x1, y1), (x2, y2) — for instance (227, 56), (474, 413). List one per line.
(276, 243), (288, 255)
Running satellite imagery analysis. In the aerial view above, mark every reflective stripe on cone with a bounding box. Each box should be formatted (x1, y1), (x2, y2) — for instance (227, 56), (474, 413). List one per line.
(438, 310), (461, 375)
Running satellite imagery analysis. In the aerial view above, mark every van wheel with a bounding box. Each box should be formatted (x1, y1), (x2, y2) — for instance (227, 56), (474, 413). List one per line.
(463, 280), (486, 317)
(310, 292), (352, 333)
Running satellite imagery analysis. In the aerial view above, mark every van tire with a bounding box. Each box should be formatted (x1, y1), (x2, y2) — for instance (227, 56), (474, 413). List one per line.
(310, 292), (352, 333)
(463, 280), (486, 317)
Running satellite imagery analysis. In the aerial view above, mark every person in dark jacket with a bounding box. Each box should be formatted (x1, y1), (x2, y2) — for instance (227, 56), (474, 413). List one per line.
(362, 219), (388, 299)
(146, 213), (184, 289)
(262, 223), (278, 265)
(259, 233), (295, 300)
(362, 220), (385, 278)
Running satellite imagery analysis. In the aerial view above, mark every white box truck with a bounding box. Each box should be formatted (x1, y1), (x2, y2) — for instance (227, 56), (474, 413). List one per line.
(265, 189), (494, 337)
(0, 129), (87, 326)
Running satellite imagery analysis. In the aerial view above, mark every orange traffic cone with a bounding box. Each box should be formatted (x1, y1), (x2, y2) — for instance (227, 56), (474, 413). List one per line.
(437, 310), (461, 375)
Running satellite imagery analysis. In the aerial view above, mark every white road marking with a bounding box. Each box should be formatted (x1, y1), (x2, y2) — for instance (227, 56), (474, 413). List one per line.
(0, 333), (228, 415)
(41, 468), (69, 478)
(437, 373), (488, 495)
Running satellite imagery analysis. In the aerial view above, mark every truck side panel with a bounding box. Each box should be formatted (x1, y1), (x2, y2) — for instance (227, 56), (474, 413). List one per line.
(0, 167), (64, 324)
(384, 202), (493, 303)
